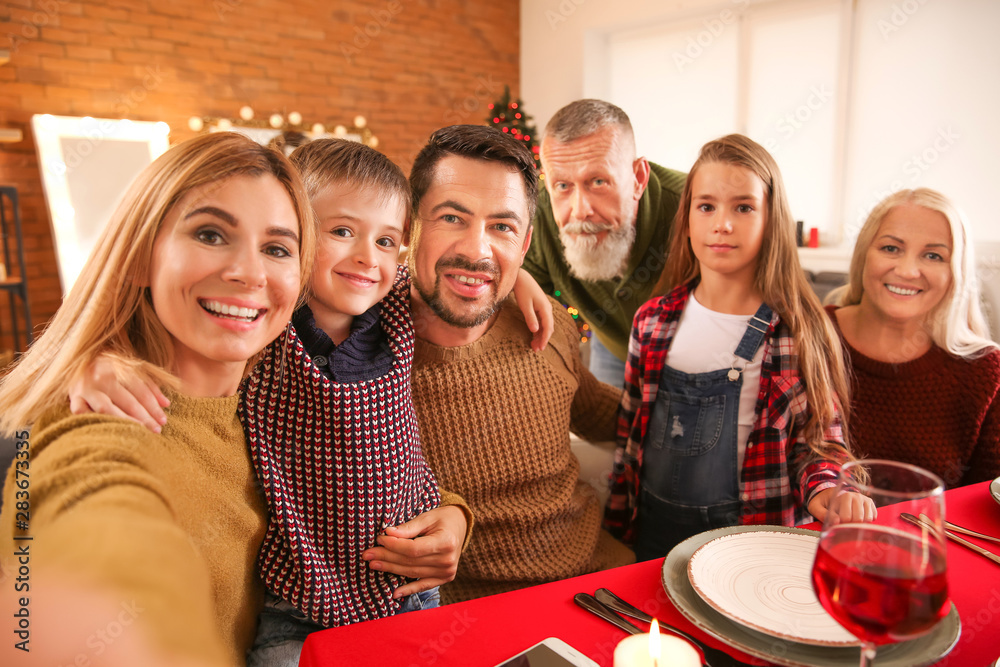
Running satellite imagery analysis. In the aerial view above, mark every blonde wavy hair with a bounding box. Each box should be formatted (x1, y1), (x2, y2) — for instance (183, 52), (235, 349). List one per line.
(0, 132), (316, 434)
(654, 134), (854, 461)
(828, 188), (997, 359)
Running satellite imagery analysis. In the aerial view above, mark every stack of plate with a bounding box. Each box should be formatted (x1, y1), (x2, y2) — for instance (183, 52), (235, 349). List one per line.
(661, 526), (960, 667)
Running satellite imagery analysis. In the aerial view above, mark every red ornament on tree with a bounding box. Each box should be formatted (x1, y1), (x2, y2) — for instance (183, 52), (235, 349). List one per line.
(485, 86), (540, 168)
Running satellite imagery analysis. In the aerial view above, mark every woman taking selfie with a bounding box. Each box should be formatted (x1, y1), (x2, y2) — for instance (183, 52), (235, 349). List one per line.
(827, 188), (1000, 488)
(0, 132), (314, 667)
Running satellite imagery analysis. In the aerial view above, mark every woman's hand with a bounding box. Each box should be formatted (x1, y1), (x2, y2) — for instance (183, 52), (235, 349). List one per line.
(362, 505), (467, 598)
(514, 268), (554, 351)
(68, 355), (170, 433)
(808, 488), (878, 524)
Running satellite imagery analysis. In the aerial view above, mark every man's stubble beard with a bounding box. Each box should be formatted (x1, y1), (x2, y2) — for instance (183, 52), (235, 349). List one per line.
(413, 256), (503, 329)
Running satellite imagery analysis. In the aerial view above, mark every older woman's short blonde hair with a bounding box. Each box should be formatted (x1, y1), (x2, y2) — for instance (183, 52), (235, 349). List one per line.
(830, 188), (996, 358)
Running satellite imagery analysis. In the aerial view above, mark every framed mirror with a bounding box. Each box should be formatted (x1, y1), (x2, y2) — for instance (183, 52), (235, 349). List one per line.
(32, 114), (171, 295)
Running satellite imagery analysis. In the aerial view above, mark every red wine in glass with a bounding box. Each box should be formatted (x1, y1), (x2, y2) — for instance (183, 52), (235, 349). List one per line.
(811, 460), (948, 667)
(813, 525), (949, 644)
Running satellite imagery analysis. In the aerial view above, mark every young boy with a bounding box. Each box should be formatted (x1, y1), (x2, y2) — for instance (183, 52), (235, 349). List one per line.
(243, 139), (471, 666)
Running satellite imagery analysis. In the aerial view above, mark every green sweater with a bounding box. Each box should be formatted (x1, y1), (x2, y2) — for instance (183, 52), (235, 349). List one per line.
(0, 394), (266, 667)
(524, 162), (686, 361)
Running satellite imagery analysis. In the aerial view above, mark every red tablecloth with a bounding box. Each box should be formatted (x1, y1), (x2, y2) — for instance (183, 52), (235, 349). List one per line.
(299, 481), (1000, 667)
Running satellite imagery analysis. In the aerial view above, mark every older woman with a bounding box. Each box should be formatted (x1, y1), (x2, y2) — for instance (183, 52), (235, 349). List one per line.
(0, 132), (314, 667)
(827, 188), (1000, 488)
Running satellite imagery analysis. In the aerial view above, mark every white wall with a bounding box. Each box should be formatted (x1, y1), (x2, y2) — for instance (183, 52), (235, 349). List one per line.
(521, 0), (1000, 254)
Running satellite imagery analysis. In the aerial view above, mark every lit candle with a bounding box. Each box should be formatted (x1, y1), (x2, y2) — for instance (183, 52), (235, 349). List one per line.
(612, 619), (701, 667)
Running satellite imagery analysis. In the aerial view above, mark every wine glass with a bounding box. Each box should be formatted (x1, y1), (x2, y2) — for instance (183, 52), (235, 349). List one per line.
(811, 459), (950, 667)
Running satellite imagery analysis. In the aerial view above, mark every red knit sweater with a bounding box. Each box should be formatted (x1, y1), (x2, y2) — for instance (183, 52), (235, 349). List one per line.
(827, 306), (1000, 488)
(241, 275), (442, 627)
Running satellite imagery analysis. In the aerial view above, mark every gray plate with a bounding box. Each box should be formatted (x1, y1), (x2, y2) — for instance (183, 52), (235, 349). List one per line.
(662, 525), (961, 667)
(990, 477), (1000, 506)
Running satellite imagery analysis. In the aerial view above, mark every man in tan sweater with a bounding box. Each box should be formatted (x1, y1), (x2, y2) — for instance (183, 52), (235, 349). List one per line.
(397, 125), (634, 603)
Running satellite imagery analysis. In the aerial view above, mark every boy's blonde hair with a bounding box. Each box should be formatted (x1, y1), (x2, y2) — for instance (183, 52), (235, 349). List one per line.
(655, 134), (854, 462)
(0, 132), (315, 434)
(290, 139), (410, 212)
(829, 188), (997, 358)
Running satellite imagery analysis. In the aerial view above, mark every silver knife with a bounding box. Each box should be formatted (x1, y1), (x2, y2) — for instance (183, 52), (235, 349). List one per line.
(573, 593), (644, 636)
(901, 512), (1000, 566)
(573, 593), (713, 667)
(594, 588), (753, 667)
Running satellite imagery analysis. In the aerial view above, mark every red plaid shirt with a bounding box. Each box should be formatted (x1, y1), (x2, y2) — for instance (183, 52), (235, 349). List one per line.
(603, 282), (844, 543)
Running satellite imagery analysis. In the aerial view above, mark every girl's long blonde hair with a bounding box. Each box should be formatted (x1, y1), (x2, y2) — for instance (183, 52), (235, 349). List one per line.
(653, 134), (853, 462)
(0, 132), (316, 434)
(828, 188), (997, 359)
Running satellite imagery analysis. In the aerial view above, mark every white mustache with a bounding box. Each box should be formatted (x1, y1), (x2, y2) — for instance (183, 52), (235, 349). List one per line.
(562, 220), (614, 234)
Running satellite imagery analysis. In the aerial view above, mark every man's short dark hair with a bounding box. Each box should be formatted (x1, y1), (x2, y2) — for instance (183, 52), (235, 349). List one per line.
(544, 99), (634, 144)
(410, 125), (538, 221)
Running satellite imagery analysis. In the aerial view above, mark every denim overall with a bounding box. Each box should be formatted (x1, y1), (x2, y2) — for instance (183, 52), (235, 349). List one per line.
(633, 303), (773, 561)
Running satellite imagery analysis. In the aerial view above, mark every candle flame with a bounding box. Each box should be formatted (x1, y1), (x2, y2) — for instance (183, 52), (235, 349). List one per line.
(649, 618), (661, 661)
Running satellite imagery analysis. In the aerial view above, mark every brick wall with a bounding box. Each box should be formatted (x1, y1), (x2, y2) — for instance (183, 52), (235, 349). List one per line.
(0, 0), (520, 353)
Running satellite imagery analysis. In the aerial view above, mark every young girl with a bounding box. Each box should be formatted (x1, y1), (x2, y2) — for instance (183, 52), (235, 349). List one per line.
(603, 134), (873, 560)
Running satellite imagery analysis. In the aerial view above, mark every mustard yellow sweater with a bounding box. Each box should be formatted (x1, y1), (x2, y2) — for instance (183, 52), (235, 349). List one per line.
(0, 394), (266, 667)
(412, 297), (635, 604)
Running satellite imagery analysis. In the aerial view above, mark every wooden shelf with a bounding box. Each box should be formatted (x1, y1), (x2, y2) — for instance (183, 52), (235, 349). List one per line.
(0, 128), (22, 143)
(1, 50), (17, 143)
(0, 187), (33, 351)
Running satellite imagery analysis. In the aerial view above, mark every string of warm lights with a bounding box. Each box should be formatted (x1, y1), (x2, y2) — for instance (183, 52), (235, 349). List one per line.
(552, 289), (592, 343)
(187, 106), (378, 147)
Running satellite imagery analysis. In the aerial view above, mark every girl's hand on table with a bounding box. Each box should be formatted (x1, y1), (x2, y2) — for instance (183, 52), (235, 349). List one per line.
(68, 354), (170, 433)
(808, 488), (877, 524)
(362, 505), (466, 598)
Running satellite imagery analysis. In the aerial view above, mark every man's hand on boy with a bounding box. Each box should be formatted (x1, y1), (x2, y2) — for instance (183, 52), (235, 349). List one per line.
(514, 268), (554, 352)
(808, 488), (877, 524)
(68, 355), (170, 433)
(362, 505), (467, 598)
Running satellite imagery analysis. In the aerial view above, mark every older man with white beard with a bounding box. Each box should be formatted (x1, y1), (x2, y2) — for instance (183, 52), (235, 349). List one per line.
(523, 99), (686, 385)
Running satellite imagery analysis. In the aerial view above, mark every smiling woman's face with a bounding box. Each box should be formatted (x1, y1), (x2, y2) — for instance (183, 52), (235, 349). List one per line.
(148, 173), (302, 395)
(861, 203), (953, 325)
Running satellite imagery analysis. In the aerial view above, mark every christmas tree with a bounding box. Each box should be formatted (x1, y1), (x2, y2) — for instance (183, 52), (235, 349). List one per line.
(486, 86), (540, 168)
(486, 87), (591, 344)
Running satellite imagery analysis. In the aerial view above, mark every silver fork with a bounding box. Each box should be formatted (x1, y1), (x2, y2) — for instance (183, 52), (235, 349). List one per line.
(573, 593), (712, 667)
(594, 588), (753, 667)
(900, 512), (1000, 566)
(941, 517), (1000, 545)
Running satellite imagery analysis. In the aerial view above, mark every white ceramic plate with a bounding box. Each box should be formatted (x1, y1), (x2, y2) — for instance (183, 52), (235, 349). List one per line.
(990, 476), (1000, 506)
(688, 531), (859, 646)
(663, 526), (961, 667)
